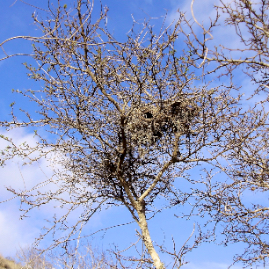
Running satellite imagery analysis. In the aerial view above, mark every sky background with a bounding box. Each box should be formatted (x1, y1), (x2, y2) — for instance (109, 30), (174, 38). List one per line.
(0, 0), (260, 268)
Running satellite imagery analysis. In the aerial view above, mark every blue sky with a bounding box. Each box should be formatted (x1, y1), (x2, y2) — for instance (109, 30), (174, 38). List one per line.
(0, 0), (261, 268)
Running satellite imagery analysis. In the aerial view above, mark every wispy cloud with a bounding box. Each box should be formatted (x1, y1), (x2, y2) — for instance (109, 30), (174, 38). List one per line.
(0, 203), (40, 257)
(168, 0), (250, 57)
(0, 128), (111, 258)
(0, 128), (60, 257)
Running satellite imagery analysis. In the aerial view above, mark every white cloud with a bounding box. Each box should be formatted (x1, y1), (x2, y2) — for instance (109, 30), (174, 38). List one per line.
(0, 128), (61, 257)
(0, 128), (54, 197)
(0, 203), (40, 258)
(0, 128), (111, 258)
(168, 0), (220, 26)
(168, 0), (251, 58)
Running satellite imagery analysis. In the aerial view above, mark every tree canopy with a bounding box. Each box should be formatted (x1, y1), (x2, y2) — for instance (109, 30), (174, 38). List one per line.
(0, 0), (268, 268)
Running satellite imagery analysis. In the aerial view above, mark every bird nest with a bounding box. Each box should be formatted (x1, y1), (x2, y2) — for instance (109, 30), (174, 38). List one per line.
(126, 100), (199, 145)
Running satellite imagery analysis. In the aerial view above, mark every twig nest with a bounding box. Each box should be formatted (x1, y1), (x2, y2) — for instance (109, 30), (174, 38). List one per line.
(127, 100), (199, 145)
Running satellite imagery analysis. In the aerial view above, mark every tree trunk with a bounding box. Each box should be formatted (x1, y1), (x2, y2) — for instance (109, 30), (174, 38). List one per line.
(137, 202), (164, 269)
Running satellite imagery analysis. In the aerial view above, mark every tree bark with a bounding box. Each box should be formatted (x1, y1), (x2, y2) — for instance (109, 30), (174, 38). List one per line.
(137, 202), (164, 269)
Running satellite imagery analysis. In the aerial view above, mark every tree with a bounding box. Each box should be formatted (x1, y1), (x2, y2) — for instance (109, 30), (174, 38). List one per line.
(178, 0), (269, 266)
(0, 0), (268, 268)
(15, 243), (117, 269)
(0, 243), (117, 269)
(184, 0), (269, 96)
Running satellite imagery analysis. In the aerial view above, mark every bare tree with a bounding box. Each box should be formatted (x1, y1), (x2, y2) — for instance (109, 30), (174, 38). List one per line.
(183, 0), (269, 96)
(175, 0), (269, 267)
(16, 247), (54, 269)
(0, 0), (267, 268)
(0, 243), (118, 269)
(15, 243), (118, 269)
(189, 110), (269, 267)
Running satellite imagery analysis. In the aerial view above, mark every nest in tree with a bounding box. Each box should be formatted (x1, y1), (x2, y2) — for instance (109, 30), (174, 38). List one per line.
(127, 100), (199, 145)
